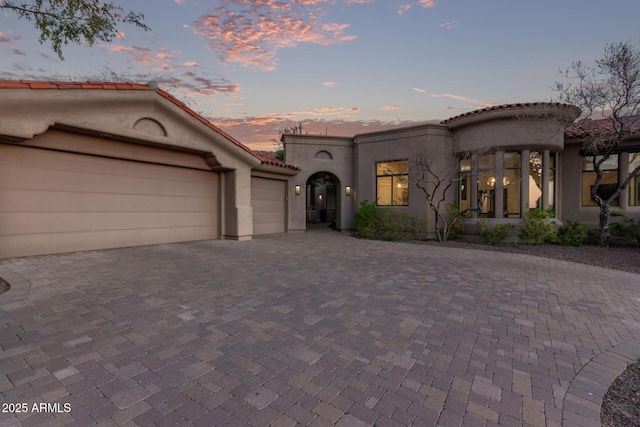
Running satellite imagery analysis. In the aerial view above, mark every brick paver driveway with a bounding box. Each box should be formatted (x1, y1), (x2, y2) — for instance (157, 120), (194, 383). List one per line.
(1, 230), (640, 426)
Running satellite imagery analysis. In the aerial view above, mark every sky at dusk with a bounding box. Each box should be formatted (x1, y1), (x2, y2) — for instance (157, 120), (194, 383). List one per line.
(1, 0), (640, 150)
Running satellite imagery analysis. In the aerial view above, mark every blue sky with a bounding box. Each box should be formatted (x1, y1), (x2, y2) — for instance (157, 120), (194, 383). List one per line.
(1, 0), (639, 150)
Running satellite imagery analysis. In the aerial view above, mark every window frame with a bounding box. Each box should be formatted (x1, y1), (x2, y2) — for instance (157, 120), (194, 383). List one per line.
(375, 160), (409, 206)
(581, 154), (619, 206)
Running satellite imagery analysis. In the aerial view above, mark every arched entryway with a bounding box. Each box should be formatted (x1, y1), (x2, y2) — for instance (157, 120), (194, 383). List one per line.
(305, 171), (341, 229)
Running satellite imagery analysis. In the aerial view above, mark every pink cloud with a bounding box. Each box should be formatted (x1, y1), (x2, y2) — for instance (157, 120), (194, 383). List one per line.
(397, 4), (412, 14)
(431, 93), (497, 108)
(174, 0), (186, 4)
(11, 48), (26, 56)
(0, 31), (20, 43)
(191, 1), (357, 70)
(438, 20), (460, 29)
(380, 104), (398, 111)
(211, 116), (429, 150)
(419, 0), (436, 7)
(322, 81), (335, 87)
(412, 87), (426, 93)
(184, 61), (198, 67)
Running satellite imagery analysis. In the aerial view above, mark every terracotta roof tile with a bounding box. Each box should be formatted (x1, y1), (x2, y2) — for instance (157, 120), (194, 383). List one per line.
(441, 102), (579, 124)
(564, 115), (640, 138)
(0, 79), (299, 171)
(252, 151), (299, 170)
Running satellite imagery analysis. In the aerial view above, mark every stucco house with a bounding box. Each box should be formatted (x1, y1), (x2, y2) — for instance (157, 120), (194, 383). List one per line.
(2, 81), (639, 259)
(0, 80), (298, 259)
(283, 103), (640, 237)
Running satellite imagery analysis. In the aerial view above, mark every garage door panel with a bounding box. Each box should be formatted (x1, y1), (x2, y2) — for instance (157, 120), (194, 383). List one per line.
(1, 211), (218, 235)
(2, 164), (216, 198)
(1, 188), (217, 213)
(0, 225), (218, 259)
(0, 144), (211, 182)
(252, 177), (285, 235)
(0, 143), (220, 258)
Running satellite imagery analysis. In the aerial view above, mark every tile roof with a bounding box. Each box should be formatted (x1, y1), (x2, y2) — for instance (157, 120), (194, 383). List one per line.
(441, 102), (579, 125)
(0, 80), (299, 170)
(564, 115), (640, 138)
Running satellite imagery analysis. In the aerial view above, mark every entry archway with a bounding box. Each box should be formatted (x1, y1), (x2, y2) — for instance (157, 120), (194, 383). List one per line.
(305, 171), (341, 228)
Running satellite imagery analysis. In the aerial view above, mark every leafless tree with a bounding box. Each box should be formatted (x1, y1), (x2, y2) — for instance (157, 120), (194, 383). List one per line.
(553, 41), (640, 247)
(411, 150), (475, 242)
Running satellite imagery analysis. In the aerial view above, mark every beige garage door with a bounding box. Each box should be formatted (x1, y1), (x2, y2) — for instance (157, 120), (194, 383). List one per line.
(0, 144), (220, 258)
(252, 177), (285, 235)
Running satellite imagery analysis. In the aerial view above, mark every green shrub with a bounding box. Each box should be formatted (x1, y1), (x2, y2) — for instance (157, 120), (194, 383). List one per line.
(520, 209), (558, 245)
(549, 220), (588, 246)
(610, 217), (640, 246)
(354, 200), (380, 239)
(479, 221), (513, 245)
(354, 201), (427, 241)
(446, 203), (468, 240)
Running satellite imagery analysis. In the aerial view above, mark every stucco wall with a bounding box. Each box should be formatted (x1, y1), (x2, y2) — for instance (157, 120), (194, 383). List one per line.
(354, 125), (453, 235)
(446, 105), (580, 155)
(283, 135), (355, 232)
(561, 138), (640, 228)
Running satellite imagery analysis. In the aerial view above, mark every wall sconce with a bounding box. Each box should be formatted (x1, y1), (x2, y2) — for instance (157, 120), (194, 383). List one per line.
(318, 195), (323, 202)
(345, 186), (351, 196)
(295, 185), (301, 195)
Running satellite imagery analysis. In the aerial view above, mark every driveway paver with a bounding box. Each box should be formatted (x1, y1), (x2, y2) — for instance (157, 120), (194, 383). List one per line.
(1, 230), (640, 426)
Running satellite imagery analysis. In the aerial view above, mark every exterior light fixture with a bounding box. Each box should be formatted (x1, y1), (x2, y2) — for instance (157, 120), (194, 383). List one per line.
(345, 186), (351, 196)
(295, 185), (301, 195)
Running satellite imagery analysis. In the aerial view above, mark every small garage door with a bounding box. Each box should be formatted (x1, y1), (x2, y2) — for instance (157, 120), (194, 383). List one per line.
(252, 177), (285, 235)
(0, 144), (220, 258)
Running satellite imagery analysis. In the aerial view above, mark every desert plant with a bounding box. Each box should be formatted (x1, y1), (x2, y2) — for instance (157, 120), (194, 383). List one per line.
(354, 200), (380, 239)
(354, 201), (427, 241)
(549, 220), (588, 246)
(610, 217), (640, 246)
(479, 221), (513, 245)
(520, 209), (558, 245)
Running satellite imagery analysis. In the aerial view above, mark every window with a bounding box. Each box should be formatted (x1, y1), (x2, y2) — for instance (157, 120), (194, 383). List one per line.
(458, 158), (471, 211)
(548, 153), (556, 213)
(478, 154), (495, 217)
(376, 160), (409, 205)
(503, 152), (521, 217)
(630, 152), (640, 206)
(529, 151), (543, 211)
(582, 154), (618, 206)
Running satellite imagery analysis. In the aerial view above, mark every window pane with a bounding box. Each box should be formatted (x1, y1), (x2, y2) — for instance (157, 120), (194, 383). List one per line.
(377, 176), (392, 205)
(478, 170), (495, 217)
(377, 160), (408, 175)
(504, 152), (521, 168)
(548, 165), (555, 213)
(503, 169), (520, 217)
(479, 154), (494, 171)
(582, 154), (618, 171)
(529, 152), (543, 210)
(582, 171), (618, 205)
(458, 159), (471, 210)
(393, 176), (409, 205)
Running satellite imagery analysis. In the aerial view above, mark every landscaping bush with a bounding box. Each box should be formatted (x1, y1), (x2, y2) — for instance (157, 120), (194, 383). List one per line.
(478, 221), (513, 245)
(446, 203), (467, 240)
(610, 217), (640, 246)
(520, 209), (558, 245)
(354, 200), (427, 241)
(354, 200), (380, 239)
(549, 220), (588, 247)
